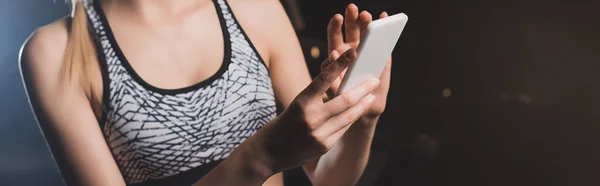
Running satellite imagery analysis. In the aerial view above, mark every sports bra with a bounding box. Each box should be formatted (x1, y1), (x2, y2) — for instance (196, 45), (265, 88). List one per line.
(84, 0), (277, 185)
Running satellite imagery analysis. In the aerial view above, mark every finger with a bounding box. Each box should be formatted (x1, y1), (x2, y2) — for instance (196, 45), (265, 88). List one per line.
(380, 58), (392, 87)
(359, 10), (372, 34)
(374, 59), (392, 96)
(326, 68), (348, 100)
(324, 78), (380, 115)
(327, 14), (344, 53)
(326, 76), (342, 98)
(302, 49), (357, 98)
(324, 115), (353, 147)
(333, 44), (352, 58)
(321, 50), (341, 71)
(340, 68), (347, 78)
(318, 94), (376, 138)
(380, 11), (389, 19)
(345, 3), (360, 45)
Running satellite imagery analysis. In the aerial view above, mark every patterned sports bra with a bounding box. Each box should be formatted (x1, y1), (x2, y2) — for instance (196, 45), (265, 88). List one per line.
(84, 0), (277, 185)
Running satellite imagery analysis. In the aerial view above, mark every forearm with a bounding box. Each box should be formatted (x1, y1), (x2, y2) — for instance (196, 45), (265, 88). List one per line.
(303, 116), (379, 186)
(193, 138), (274, 186)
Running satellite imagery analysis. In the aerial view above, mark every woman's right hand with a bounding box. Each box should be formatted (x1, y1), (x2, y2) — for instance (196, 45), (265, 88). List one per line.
(250, 48), (380, 174)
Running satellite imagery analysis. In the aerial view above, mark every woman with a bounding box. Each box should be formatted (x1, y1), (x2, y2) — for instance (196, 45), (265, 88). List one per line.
(20, 0), (391, 185)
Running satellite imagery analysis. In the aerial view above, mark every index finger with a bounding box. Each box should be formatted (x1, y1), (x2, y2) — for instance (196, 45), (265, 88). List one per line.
(302, 49), (357, 99)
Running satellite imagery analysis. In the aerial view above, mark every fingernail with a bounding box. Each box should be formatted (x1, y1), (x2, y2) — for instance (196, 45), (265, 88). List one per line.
(329, 50), (339, 59)
(370, 78), (380, 87)
(345, 49), (357, 60)
(332, 14), (341, 21)
(366, 94), (376, 103)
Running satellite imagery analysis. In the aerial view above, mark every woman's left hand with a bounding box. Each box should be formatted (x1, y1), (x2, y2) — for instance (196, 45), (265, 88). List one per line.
(323, 4), (391, 121)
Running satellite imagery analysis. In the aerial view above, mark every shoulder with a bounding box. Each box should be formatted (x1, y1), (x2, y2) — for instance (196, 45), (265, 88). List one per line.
(226, 0), (291, 33)
(228, 0), (288, 23)
(227, 0), (295, 66)
(227, 0), (297, 51)
(228, 0), (282, 8)
(20, 17), (70, 76)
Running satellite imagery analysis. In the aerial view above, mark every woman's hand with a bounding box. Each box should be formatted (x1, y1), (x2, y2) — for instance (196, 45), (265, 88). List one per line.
(248, 49), (380, 174)
(323, 4), (392, 120)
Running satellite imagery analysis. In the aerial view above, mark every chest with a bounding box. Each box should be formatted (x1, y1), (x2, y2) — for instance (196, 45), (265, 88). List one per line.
(105, 68), (276, 145)
(103, 64), (277, 182)
(101, 1), (271, 90)
(100, 45), (278, 181)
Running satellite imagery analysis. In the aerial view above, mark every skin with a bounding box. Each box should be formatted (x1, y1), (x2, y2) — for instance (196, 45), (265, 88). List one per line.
(20, 0), (392, 185)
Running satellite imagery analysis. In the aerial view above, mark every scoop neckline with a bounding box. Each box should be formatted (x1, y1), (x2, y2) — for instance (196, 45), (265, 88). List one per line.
(93, 0), (232, 95)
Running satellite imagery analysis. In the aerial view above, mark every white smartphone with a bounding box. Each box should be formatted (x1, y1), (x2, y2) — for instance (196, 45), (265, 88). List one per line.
(337, 13), (408, 95)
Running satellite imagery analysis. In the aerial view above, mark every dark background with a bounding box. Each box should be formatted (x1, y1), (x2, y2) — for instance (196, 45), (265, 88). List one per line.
(1, 0), (599, 185)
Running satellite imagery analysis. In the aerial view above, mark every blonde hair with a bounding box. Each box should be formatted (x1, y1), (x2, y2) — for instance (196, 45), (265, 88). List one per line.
(63, 0), (97, 86)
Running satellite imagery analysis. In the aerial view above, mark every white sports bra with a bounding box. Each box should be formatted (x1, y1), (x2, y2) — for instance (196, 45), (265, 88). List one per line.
(84, 0), (277, 184)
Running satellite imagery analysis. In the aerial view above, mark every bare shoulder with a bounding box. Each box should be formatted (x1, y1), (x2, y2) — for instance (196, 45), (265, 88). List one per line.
(227, 0), (292, 35)
(228, 0), (282, 8)
(227, 0), (292, 39)
(228, 0), (289, 26)
(20, 17), (70, 76)
(227, 0), (297, 65)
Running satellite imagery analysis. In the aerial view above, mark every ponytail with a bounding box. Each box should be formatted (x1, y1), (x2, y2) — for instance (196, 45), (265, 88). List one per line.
(63, 0), (96, 87)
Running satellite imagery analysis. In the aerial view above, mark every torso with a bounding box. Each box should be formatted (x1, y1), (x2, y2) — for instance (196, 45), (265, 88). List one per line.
(84, 0), (277, 184)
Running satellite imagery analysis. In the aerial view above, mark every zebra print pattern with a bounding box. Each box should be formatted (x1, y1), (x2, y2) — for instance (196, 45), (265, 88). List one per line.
(85, 0), (277, 183)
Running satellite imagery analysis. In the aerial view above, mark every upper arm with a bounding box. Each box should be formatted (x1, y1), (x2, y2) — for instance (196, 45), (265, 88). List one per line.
(20, 19), (125, 186)
(239, 0), (313, 108)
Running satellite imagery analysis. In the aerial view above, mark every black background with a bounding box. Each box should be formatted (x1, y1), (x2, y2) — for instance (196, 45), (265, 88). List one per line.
(1, 0), (599, 185)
